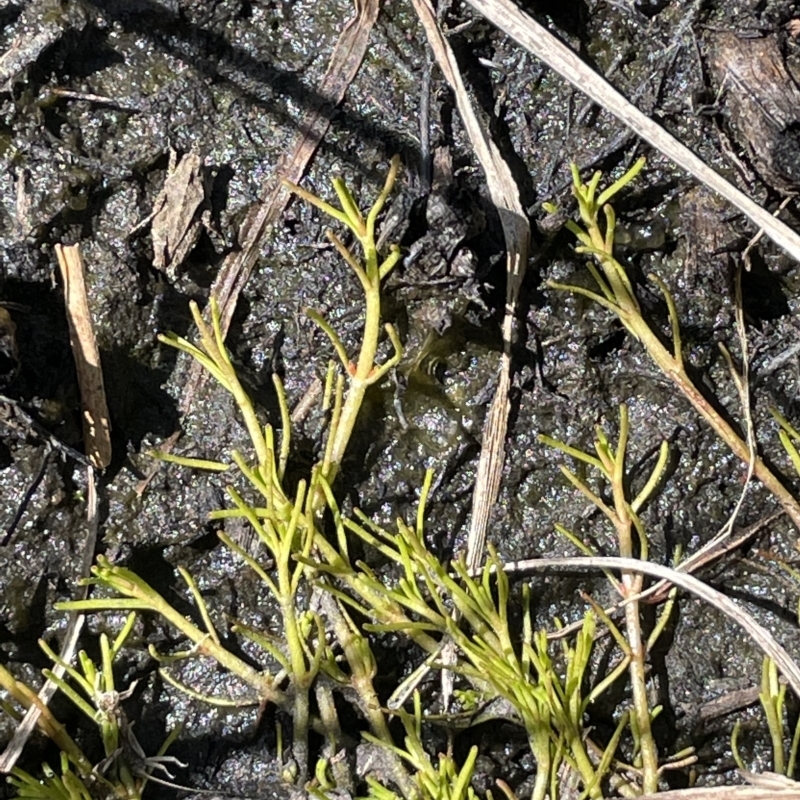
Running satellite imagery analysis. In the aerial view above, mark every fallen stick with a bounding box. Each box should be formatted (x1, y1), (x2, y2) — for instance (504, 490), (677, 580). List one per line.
(409, 0), (530, 575)
(54, 244), (111, 469)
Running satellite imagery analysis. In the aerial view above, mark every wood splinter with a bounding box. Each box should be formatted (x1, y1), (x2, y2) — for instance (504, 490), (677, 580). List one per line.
(55, 243), (112, 469)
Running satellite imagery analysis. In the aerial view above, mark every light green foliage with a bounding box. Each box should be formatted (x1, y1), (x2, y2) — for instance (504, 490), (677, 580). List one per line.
(317, 695), (482, 800)
(59, 160), (407, 788)
(732, 656), (800, 779)
(13, 157), (797, 799)
(2, 614), (180, 800)
(9, 753), (94, 800)
(48, 159), (625, 799)
(548, 163), (800, 788)
(540, 406), (677, 795)
(773, 410), (800, 478)
(549, 162), (800, 789)
(311, 473), (639, 800)
(736, 421), (800, 776)
(546, 160), (800, 530)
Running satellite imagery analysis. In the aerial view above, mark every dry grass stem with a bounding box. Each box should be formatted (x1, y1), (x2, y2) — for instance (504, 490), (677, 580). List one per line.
(503, 555), (800, 697)
(467, 0), (800, 263)
(410, 0), (531, 574)
(0, 470), (98, 774)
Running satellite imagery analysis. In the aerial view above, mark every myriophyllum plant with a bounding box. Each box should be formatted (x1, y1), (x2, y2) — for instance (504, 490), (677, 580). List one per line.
(58, 159), (405, 786)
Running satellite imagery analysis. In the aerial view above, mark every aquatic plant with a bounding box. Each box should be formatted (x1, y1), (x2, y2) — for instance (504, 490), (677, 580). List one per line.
(56, 159), (638, 798)
(544, 159), (800, 531)
(2, 158), (796, 800)
(1, 614), (181, 800)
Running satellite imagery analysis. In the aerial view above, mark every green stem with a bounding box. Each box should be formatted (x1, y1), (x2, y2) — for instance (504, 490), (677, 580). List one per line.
(0, 665), (93, 775)
(622, 290), (800, 529)
(624, 596), (658, 793)
(60, 559), (283, 705)
(528, 727), (552, 800)
(325, 600), (414, 797)
(569, 731), (603, 799)
(569, 189), (800, 530)
(610, 411), (658, 792)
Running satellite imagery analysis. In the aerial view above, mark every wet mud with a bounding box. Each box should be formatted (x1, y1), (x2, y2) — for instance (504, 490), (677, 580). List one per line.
(2, 0), (800, 796)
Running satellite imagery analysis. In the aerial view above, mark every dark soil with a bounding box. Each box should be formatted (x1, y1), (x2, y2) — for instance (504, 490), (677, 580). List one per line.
(2, 0), (800, 797)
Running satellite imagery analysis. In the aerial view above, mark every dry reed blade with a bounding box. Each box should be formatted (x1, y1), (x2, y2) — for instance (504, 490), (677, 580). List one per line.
(410, 0), (531, 573)
(467, 0), (800, 263)
(502, 555), (800, 698)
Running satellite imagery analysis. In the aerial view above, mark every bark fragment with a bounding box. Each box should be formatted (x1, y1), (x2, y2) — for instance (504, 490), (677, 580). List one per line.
(705, 31), (800, 191)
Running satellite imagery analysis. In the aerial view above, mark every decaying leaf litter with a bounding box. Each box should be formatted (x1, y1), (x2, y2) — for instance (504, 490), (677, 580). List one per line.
(2, 0), (800, 796)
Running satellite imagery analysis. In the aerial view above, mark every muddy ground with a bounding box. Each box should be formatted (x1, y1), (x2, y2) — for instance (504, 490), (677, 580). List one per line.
(2, 0), (800, 797)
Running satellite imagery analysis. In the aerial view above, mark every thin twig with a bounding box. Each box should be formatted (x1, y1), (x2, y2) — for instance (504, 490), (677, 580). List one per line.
(409, 0), (531, 575)
(55, 244), (112, 469)
(1, 445), (51, 547)
(542, 511), (782, 640)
